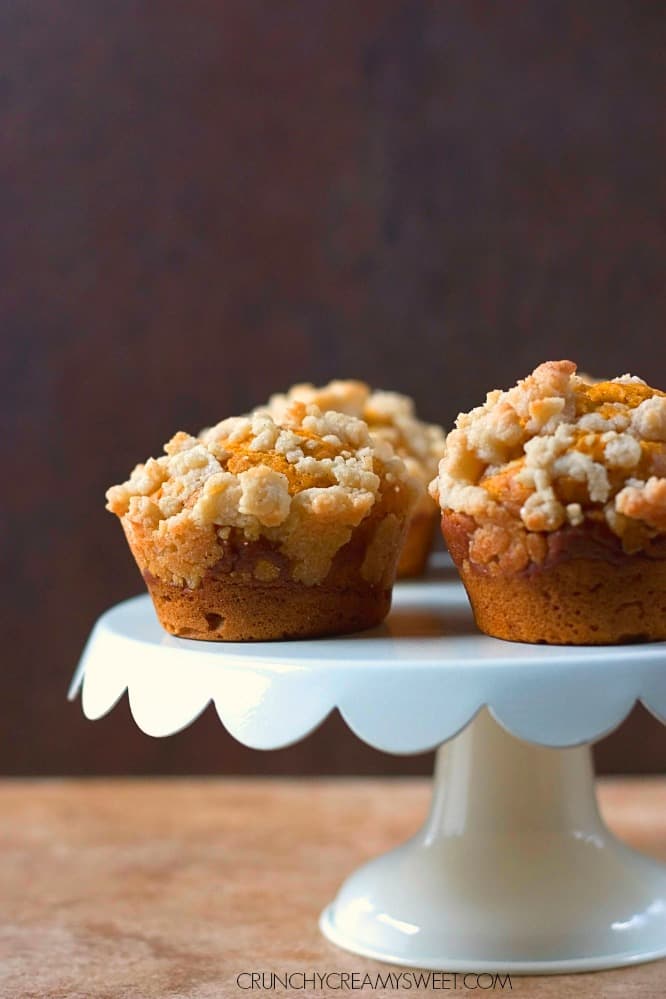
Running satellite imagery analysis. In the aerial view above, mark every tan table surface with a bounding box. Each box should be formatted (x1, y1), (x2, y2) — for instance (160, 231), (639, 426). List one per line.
(0, 777), (664, 999)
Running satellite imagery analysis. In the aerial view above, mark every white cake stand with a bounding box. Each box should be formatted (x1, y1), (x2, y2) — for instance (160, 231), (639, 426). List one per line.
(69, 563), (666, 975)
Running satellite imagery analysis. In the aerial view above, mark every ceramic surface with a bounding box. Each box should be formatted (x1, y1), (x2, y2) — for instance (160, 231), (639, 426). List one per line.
(69, 581), (666, 749)
(69, 576), (666, 973)
(322, 711), (666, 972)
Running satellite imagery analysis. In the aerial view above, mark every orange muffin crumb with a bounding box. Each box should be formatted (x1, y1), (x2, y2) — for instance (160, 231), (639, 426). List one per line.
(430, 361), (666, 644)
(262, 380), (446, 576)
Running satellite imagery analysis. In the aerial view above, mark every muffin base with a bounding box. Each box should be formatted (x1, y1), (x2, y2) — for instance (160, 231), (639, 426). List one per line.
(396, 510), (438, 579)
(131, 506), (406, 642)
(442, 512), (666, 645)
(144, 570), (391, 641)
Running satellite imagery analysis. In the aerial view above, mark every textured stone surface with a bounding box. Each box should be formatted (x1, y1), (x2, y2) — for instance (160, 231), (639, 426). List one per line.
(0, 778), (665, 998)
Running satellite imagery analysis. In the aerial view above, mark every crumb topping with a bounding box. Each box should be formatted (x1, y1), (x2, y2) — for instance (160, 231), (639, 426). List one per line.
(429, 360), (666, 573)
(262, 380), (446, 513)
(107, 403), (416, 587)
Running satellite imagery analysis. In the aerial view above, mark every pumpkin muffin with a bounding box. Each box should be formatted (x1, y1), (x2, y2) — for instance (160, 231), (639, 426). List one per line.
(106, 402), (417, 640)
(262, 380), (446, 577)
(429, 361), (666, 644)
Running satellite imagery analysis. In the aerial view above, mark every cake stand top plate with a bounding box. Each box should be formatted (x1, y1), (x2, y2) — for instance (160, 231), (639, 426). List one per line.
(69, 567), (666, 753)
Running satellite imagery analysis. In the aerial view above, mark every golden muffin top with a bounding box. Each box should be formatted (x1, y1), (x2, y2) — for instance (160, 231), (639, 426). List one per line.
(429, 360), (666, 568)
(261, 380), (446, 511)
(106, 403), (417, 587)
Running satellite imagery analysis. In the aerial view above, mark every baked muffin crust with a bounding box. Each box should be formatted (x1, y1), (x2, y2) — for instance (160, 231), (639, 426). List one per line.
(429, 361), (666, 575)
(107, 402), (417, 590)
(263, 380), (446, 514)
(261, 380), (446, 578)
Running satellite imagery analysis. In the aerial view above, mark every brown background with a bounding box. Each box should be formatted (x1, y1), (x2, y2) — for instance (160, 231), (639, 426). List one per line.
(2, 1), (665, 775)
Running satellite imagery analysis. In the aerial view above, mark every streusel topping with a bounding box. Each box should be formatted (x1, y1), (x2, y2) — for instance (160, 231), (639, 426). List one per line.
(429, 361), (666, 573)
(263, 380), (446, 512)
(107, 403), (416, 587)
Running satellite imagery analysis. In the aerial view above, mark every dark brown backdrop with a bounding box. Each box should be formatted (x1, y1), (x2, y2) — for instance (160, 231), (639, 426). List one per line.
(2, 1), (665, 775)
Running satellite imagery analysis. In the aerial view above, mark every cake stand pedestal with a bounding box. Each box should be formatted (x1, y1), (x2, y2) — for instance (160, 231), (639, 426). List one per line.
(69, 571), (666, 975)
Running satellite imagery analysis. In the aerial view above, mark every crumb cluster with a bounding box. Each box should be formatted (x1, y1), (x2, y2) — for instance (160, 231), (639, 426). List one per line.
(262, 380), (446, 513)
(429, 361), (666, 573)
(107, 402), (416, 587)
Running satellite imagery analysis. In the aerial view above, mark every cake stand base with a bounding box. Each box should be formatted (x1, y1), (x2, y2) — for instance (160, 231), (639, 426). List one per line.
(71, 585), (666, 974)
(320, 710), (666, 974)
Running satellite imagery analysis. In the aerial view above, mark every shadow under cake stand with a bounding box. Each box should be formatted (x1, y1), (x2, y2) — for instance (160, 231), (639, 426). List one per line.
(69, 562), (666, 975)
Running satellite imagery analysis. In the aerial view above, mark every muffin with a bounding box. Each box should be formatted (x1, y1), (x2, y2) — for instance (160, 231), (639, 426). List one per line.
(429, 360), (666, 644)
(262, 380), (446, 577)
(106, 402), (417, 641)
